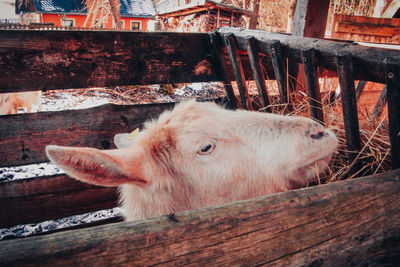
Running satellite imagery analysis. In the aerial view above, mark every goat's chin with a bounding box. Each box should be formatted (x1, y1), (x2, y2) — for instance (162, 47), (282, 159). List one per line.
(287, 154), (333, 190)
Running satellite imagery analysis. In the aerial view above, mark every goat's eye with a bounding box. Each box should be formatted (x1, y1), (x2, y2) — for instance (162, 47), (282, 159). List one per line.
(197, 142), (215, 155)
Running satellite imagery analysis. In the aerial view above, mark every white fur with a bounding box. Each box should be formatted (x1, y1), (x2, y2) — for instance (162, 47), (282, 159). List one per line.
(46, 100), (338, 221)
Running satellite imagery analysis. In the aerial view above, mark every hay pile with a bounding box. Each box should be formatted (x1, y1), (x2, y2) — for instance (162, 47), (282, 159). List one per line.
(264, 89), (391, 185)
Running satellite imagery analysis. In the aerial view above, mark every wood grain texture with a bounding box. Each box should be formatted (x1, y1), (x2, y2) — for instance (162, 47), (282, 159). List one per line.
(209, 32), (238, 109)
(336, 21), (400, 37)
(336, 53), (361, 175)
(0, 174), (118, 228)
(217, 27), (400, 84)
(1, 169), (400, 266)
(224, 33), (251, 110)
(386, 63), (400, 170)
(244, 36), (271, 111)
(0, 30), (219, 92)
(0, 102), (174, 167)
(332, 14), (400, 44)
(292, 0), (330, 38)
(301, 48), (324, 124)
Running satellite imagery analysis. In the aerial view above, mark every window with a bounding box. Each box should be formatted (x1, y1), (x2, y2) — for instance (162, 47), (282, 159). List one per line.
(61, 18), (74, 27)
(185, 0), (191, 4)
(130, 21), (141, 31)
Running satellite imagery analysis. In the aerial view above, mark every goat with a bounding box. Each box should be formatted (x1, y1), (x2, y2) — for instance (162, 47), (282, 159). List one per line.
(46, 100), (338, 221)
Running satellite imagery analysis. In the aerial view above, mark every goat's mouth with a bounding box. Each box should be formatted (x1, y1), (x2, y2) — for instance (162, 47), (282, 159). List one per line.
(298, 153), (333, 175)
(286, 153), (333, 190)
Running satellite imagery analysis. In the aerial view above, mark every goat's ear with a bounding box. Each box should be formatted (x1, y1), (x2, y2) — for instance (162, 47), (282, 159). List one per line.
(114, 133), (132, 149)
(45, 145), (147, 187)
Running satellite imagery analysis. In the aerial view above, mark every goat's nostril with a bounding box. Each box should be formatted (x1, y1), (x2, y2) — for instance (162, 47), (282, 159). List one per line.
(310, 131), (324, 140)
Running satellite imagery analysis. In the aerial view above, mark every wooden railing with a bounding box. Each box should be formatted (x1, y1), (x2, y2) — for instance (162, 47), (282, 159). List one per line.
(0, 27), (399, 265)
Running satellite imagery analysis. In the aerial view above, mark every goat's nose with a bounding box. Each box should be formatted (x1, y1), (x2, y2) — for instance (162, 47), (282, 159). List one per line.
(307, 123), (325, 140)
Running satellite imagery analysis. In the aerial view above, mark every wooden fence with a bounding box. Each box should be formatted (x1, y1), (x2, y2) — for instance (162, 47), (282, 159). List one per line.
(0, 27), (399, 265)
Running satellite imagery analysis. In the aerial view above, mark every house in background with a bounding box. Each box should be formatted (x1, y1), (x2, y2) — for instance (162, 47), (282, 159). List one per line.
(15, 0), (157, 31)
(155, 0), (251, 32)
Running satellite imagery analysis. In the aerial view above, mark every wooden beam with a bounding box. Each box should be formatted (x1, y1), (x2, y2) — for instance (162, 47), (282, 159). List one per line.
(217, 8), (220, 28)
(217, 27), (400, 84)
(301, 48), (324, 124)
(292, 0), (330, 38)
(160, 7), (209, 18)
(371, 85), (387, 120)
(335, 21), (400, 37)
(291, 0), (330, 97)
(355, 80), (367, 101)
(386, 62), (400, 169)
(267, 40), (291, 112)
(209, 33), (237, 109)
(224, 33), (252, 110)
(0, 31), (220, 92)
(0, 174), (118, 228)
(1, 169), (400, 265)
(336, 53), (362, 175)
(0, 102), (174, 167)
(244, 36), (271, 111)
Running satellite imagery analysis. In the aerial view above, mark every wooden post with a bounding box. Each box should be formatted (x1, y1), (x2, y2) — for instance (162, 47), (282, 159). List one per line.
(301, 48), (324, 124)
(267, 40), (291, 112)
(355, 80), (367, 102)
(244, 36), (271, 111)
(385, 63), (400, 169)
(292, 0), (330, 38)
(370, 85), (387, 120)
(209, 32), (238, 109)
(336, 52), (362, 175)
(224, 33), (252, 110)
(290, 0), (330, 97)
(248, 0), (261, 29)
(217, 8), (220, 28)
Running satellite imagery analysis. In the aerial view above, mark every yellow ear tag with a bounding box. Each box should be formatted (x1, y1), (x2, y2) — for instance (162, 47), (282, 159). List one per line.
(128, 128), (140, 141)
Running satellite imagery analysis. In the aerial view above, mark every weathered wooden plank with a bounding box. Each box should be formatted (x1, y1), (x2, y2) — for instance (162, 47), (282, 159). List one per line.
(1, 169), (400, 266)
(336, 53), (362, 174)
(217, 27), (400, 84)
(223, 33), (252, 110)
(244, 36), (271, 111)
(0, 102), (174, 167)
(301, 48), (324, 124)
(371, 85), (387, 120)
(0, 30), (220, 92)
(292, 0), (330, 38)
(386, 63), (400, 170)
(335, 21), (400, 37)
(0, 174), (118, 228)
(291, 0), (330, 97)
(267, 40), (291, 112)
(209, 32), (237, 109)
(355, 80), (367, 101)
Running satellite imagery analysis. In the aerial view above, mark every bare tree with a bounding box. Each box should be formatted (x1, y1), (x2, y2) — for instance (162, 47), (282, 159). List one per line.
(83, 0), (122, 29)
